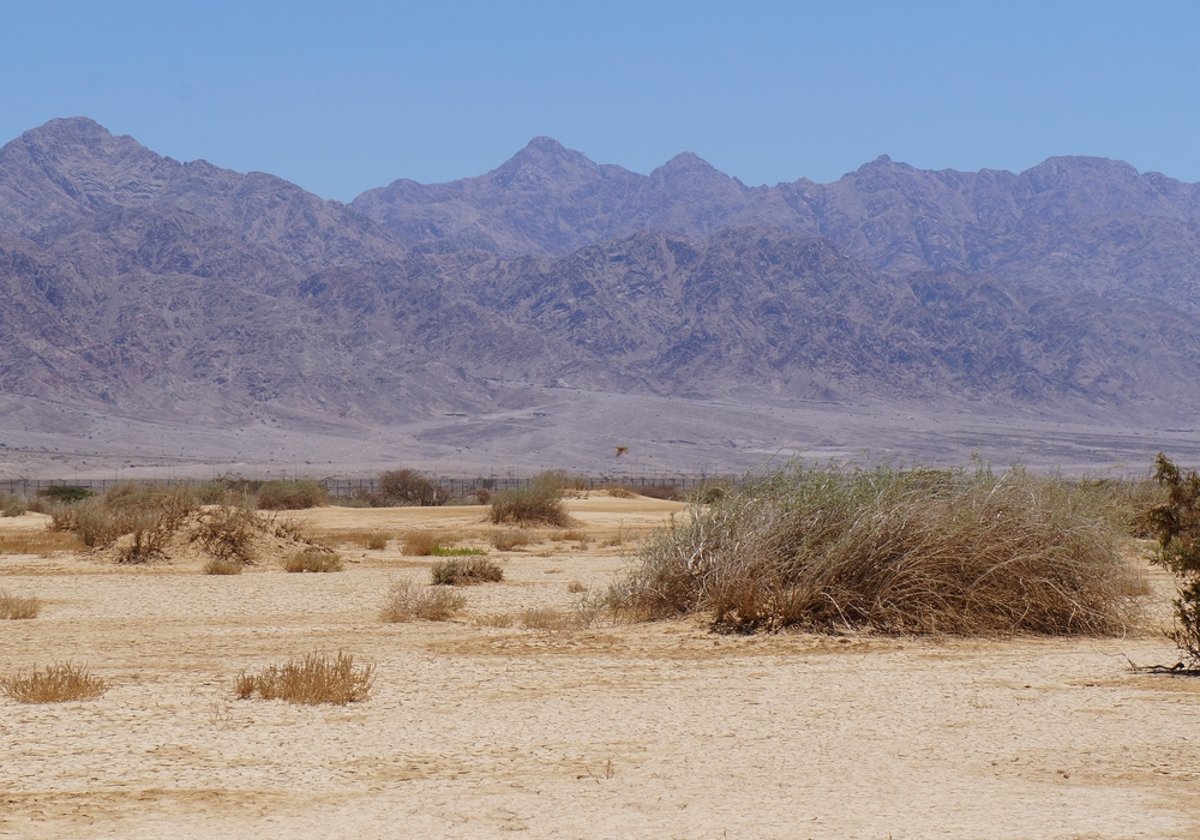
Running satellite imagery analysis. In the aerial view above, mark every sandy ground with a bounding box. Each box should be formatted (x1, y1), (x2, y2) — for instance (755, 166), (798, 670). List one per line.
(1, 496), (1198, 839)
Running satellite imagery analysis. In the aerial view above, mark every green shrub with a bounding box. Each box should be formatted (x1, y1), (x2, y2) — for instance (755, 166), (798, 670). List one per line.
(430, 544), (488, 557)
(376, 469), (446, 506)
(609, 465), (1144, 635)
(431, 557), (503, 585)
(489, 472), (569, 527)
(255, 480), (328, 510)
(1146, 454), (1200, 664)
(36, 485), (93, 503)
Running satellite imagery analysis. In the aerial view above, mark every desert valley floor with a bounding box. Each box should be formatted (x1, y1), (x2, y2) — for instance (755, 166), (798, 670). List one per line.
(1, 494), (1198, 839)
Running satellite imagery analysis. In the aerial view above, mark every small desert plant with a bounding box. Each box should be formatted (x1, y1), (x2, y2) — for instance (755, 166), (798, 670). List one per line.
(1, 662), (108, 703)
(430, 544), (488, 557)
(431, 556), (504, 585)
(234, 651), (373, 705)
(609, 464), (1144, 635)
(402, 530), (439, 556)
(1146, 453), (1200, 665)
(376, 468), (447, 506)
(203, 557), (243, 575)
(489, 472), (570, 527)
(255, 479), (328, 511)
(566, 580), (588, 594)
(379, 579), (466, 622)
(1, 492), (27, 517)
(518, 607), (579, 631)
(284, 548), (343, 573)
(604, 485), (636, 499)
(490, 530), (533, 551)
(0, 589), (41, 619)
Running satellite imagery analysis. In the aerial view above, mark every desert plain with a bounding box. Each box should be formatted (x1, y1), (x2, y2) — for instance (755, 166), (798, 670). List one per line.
(1, 493), (1198, 839)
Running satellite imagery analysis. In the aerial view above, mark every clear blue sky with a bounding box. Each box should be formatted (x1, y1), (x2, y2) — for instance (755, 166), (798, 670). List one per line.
(5, 1), (1198, 200)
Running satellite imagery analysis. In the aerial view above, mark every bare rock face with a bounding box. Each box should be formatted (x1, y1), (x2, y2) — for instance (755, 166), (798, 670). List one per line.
(3, 117), (1200, 441)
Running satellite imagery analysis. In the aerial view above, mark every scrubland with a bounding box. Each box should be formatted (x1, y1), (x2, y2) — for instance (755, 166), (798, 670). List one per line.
(1, 468), (1198, 839)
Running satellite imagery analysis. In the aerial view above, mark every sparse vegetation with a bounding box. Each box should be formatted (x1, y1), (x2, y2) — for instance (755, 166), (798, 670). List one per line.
(490, 530), (533, 551)
(283, 548), (343, 573)
(379, 579), (466, 622)
(1, 492), (26, 517)
(1, 662), (109, 703)
(365, 532), (389, 550)
(234, 651), (373, 705)
(431, 556), (503, 585)
(430, 544), (488, 557)
(36, 485), (94, 504)
(255, 479), (328, 510)
(0, 530), (81, 556)
(566, 580), (588, 594)
(0, 589), (41, 619)
(1146, 453), (1200, 665)
(190, 504), (260, 565)
(489, 472), (570, 527)
(608, 465), (1145, 635)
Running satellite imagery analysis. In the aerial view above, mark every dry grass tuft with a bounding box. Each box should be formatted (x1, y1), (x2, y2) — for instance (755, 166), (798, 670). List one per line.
(566, 580), (588, 594)
(380, 579), (466, 622)
(283, 548), (343, 573)
(402, 530), (439, 556)
(431, 556), (504, 586)
(0, 589), (41, 619)
(490, 530), (533, 551)
(2, 662), (109, 703)
(518, 607), (580, 631)
(365, 532), (389, 551)
(235, 651), (373, 705)
(472, 612), (515, 628)
(203, 557), (243, 575)
(609, 465), (1147, 635)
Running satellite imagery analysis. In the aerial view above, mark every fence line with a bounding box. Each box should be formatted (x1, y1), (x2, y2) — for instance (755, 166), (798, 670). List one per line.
(0, 473), (727, 500)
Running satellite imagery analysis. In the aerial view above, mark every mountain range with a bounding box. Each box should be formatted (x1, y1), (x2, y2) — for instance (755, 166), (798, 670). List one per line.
(2, 117), (1199, 474)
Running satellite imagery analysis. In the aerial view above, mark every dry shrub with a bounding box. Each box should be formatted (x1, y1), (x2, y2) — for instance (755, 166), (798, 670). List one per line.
(284, 548), (343, 573)
(380, 579), (465, 622)
(255, 480), (328, 511)
(203, 557), (243, 575)
(1, 492), (27, 517)
(402, 530), (439, 556)
(0, 531), (81, 556)
(235, 651), (372, 705)
(489, 473), (570, 527)
(490, 530), (533, 551)
(473, 612), (515, 628)
(610, 465), (1145, 635)
(566, 580), (588, 594)
(2, 662), (108, 703)
(0, 589), (40, 619)
(641, 483), (684, 501)
(190, 504), (260, 565)
(430, 544), (488, 557)
(431, 557), (503, 585)
(1146, 453), (1200, 664)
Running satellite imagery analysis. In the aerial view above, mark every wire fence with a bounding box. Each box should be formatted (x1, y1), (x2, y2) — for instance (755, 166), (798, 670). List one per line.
(0, 473), (726, 501)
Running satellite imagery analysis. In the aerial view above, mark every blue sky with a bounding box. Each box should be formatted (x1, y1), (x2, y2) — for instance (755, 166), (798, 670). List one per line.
(4, 1), (1198, 200)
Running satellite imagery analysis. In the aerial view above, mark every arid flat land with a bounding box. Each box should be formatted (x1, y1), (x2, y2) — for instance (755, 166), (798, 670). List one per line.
(1, 495), (1198, 839)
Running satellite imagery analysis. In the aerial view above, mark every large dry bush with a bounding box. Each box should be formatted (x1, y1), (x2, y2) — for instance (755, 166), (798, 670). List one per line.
(64, 483), (197, 562)
(489, 472), (569, 527)
(235, 651), (373, 705)
(610, 466), (1144, 635)
(2, 662), (109, 703)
